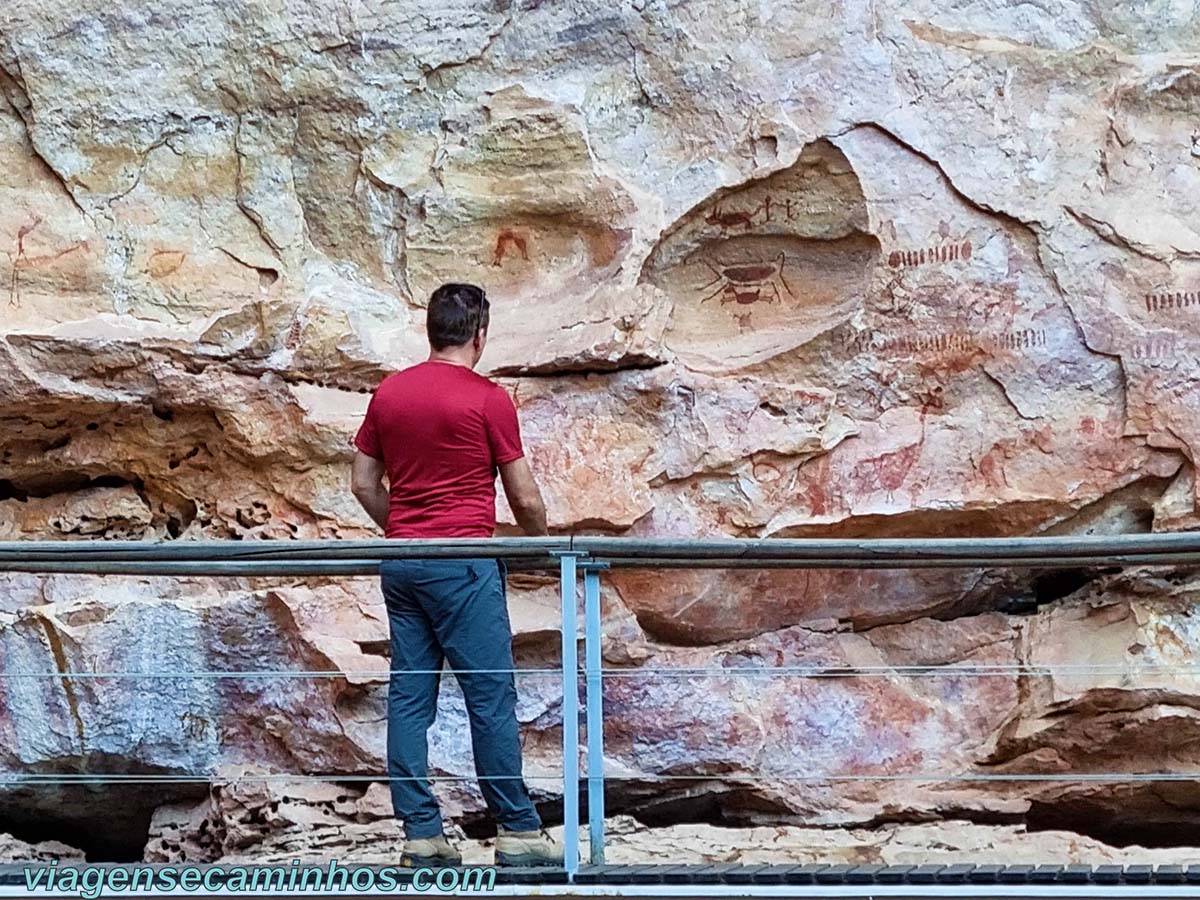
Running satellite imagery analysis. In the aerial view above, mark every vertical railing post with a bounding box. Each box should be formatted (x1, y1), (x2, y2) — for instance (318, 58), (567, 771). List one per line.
(583, 563), (608, 865)
(557, 552), (580, 880)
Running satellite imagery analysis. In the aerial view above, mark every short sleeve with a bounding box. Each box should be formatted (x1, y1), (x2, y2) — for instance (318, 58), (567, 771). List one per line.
(484, 385), (524, 465)
(353, 395), (383, 460)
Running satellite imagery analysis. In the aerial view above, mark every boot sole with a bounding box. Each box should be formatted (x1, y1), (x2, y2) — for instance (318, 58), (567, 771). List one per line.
(401, 854), (462, 869)
(495, 851), (565, 868)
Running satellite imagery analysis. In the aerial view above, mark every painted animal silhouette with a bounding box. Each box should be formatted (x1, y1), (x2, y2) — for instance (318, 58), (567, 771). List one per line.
(854, 398), (936, 502)
(699, 252), (794, 305)
(8, 216), (43, 306)
(491, 229), (529, 266)
(704, 204), (757, 231)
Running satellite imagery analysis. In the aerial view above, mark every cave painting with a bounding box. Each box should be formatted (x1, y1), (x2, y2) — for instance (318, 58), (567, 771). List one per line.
(8, 216), (41, 306)
(887, 239), (972, 269)
(1125, 335), (1188, 360)
(284, 316), (303, 350)
(642, 140), (880, 370)
(1145, 290), (1200, 312)
(7, 217), (88, 308)
(844, 328), (1046, 357)
(491, 228), (530, 267)
(704, 195), (840, 232)
(146, 249), (187, 279)
(700, 252), (794, 305)
(705, 204), (757, 231)
(852, 398), (939, 504)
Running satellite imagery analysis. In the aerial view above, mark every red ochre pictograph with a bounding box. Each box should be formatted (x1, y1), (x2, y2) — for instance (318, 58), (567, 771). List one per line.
(284, 317), (303, 349)
(491, 229), (530, 267)
(887, 240), (972, 269)
(844, 328), (1046, 356)
(1145, 291), (1200, 312)
(1122, 336), (1196, 360)
(699, 253), (794, 306)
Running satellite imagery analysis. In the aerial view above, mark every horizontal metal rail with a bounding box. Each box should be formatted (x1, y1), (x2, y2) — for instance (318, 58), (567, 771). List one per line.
(0, 560), (567, 576)
(1, 561), (386, 576)
(568, 553), (1200, 569)
(0, 538), (570, 561)
(7, 553), (1199, 575)
(571, 533), (1200, 560)
(1, 533), (1200, 570)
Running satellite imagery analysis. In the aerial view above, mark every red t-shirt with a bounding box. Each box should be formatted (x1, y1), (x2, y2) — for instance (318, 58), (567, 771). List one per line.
(353, 361), (525, 538)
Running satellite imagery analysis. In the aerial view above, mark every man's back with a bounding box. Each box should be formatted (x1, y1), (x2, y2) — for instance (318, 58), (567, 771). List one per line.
(349, 282), (559, 867)
(354, 360), (523, 538)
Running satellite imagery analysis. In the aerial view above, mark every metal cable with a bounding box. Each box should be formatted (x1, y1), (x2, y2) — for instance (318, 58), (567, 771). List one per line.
(594, 773), (1200, 783)
(597, 664), (1200, 678)
(6, 772), (1200, 785)
(0, 668), (564, 679)
(5, 664), (1200, 679)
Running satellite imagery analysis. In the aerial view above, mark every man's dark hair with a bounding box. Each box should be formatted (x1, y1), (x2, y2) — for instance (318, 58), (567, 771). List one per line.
(427, 283), (490, 350)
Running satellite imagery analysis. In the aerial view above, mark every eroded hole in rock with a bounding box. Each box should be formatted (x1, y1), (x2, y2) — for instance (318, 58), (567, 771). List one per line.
(0, 784), (206, 861)
(579, 785), (799, 833)
(857, 806), (1023, 830)
(235, 500), (271, 530)
(628, 789), (742, 828)
(163, 498), (199, 538)
(168, 446), (202, 471)
(642, 139), (880, 371)
(1032, 567), (1106, 606)
(1026, 787), (1200, 849)
(490, 356), (667, 378)
(0, 472), (137, 502)
(354, 638), (391, 656)
(992, 566), (1120, 616)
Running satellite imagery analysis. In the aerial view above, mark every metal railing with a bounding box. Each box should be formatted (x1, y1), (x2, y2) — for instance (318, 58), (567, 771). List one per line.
(2, 533), (1200, 881)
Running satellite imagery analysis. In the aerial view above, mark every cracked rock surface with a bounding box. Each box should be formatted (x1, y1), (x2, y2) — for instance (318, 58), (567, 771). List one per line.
(2, 0), (1200, 861)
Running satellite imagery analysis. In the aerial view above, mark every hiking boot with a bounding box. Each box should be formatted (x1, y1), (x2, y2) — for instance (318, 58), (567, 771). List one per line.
(401, 833), (462, 868)
(495, 827), (565, 867)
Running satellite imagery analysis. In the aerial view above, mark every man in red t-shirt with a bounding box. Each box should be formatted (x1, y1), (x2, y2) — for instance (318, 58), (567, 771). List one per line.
(351, 283), (562, 869)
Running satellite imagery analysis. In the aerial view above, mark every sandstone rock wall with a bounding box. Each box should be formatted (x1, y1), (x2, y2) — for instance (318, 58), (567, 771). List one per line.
(2, 0), (1200, 861)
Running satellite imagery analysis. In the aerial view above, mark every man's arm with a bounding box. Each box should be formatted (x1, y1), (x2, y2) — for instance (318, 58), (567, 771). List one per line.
(350, 451), (390, 531)
(499, 457), (548, 536)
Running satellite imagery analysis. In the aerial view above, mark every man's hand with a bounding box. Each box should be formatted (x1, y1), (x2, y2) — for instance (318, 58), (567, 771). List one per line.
(499, 457), (548, 536)
(351, 451), (390, 531)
